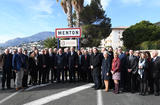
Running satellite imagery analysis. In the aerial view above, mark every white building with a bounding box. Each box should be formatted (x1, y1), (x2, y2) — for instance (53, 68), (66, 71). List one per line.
(100, 26), (128, 49)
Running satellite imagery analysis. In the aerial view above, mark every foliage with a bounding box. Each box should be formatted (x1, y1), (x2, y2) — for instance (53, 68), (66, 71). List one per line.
(122, 21), (160, 50)
(139, 40), (160, 50)
(44, 37), (57, 48)
(79, 1), (111, 47)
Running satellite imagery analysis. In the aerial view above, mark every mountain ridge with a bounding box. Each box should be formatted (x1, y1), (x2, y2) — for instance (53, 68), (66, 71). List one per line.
(0, 31), (54, 47)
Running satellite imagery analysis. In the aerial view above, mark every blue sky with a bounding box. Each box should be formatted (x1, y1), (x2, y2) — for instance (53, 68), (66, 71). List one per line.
(0, 0), (160, 43)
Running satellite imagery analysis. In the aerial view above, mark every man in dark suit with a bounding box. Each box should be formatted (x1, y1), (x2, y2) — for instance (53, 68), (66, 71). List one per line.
(150, 51), (160, 96)
(22, 49), (29, 87)
(127, 50), (139, 93)
(1, 49), (13, 90)
(39, 49), (48, 84)
(55, 48), (66, 83)
(81, 50), (91, 82)
(64, 48), (69, 82)
(49, 48), (55, 83)
(90, 47), (102, 90)
(68, 47), (78, 82)
(118, 48), (127, 92)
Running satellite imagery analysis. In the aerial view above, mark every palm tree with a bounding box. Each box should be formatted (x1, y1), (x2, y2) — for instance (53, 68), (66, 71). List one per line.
(57, 0), (73, 27)
(72, 0), (84, 27)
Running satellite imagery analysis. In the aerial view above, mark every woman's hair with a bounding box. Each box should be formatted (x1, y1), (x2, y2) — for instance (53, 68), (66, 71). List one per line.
(30, 52), (35, 58)
(140, 52), (146, 59)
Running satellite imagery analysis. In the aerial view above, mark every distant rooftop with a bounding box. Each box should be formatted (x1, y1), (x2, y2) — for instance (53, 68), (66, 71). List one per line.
(112, 26), (129, 30)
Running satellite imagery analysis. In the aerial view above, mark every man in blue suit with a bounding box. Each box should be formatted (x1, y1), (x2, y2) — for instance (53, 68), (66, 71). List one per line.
(12, 48), (27, 91)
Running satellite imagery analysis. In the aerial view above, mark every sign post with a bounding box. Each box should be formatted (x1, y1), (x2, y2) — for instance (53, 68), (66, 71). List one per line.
(55, 28), (81, 49)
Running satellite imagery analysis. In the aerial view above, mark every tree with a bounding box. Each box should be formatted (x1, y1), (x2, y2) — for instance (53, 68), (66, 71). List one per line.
(44, 37), (57, 48)
(72, 0), (84, 27)
(57, 0), (73, 27)
(122, 21), (160, 49)
(79, 1), (111, 47)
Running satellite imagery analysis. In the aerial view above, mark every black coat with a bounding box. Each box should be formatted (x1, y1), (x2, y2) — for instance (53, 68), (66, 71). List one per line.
(90, 53), (102, 75)
(39, 54), (48, 68)
(102, 58), (111, 80)
(1, 53), (13, 70)
(48, 53), (55, 67)
(28, 57), (37, 72)
(55, 54), (66, 69)
(127, 55), (138, 74)
(68, 51), (78, 69)
(81, 54), (90, 70)
(150, 57), (160, 79)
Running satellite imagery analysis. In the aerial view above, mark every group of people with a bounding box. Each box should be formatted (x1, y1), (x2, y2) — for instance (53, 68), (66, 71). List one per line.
(0, 46), (160, 96)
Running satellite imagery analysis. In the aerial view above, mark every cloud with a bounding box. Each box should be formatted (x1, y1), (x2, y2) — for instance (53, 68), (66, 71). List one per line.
(85, 0), (111, 10)
(31, 0), (55, 14)
(121, 0), (143, 4)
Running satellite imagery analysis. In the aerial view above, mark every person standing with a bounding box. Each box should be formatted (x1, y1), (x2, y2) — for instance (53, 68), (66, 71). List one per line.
(28, 52), (37, 85)
(55, 48), (66, 83)
(138, 52), (148, 96)
(39, 50), (48, 84)
(77, 50), (82, 81)
(102, 51), (110, 92)
(90, 47), (102, 90)
(1, 49), (13, 90)
(64, 48), (69, 82)
(12, 48), (27, 91)
(44, 49), (50, 83)
(22, 50), (29, 87)
(34, 49), (41, 85)
(49, 48), (55, 83)
(111, 53), (121, 94)
(81, 50), (91, 82)
(68, 47), (78, 82)
(118, 47), (127, 92)
(127, 50), (138, 93)
(150, 51), (160, 96)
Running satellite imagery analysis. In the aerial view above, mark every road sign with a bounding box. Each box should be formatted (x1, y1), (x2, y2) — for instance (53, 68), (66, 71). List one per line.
(55, 28), (81, 38)
(60, 40), (77, 47)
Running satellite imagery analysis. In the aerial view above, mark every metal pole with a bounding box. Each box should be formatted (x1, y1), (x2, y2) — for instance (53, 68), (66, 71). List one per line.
(57, 38), (60, 49)
(78, 38), (80, 50)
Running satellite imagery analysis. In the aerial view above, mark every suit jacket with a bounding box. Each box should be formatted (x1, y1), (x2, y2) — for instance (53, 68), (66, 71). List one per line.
(0, 53), (13, 69)
(68, 51), (78, 68)
(127, 55), (138, 74)
(12, 53), (27, 71)
(90, 53), (102, 75)
(55, 53), (66, 69)
(81, 54), (90, 69)
(49, 53), (55, 67)
(39, 54), (48, 68)
(119, 53), (127, 71)
(150, 56), (160, 78)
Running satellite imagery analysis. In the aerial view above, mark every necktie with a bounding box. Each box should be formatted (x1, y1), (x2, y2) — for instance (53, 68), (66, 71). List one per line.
(85, 55), (87, 60)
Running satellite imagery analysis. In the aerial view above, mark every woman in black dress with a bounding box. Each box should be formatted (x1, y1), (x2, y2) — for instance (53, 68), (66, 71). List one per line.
(102, 51), (111, 92)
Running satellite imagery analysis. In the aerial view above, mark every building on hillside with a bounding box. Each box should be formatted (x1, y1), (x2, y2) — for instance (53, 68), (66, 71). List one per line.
(100, 26), (129, 49)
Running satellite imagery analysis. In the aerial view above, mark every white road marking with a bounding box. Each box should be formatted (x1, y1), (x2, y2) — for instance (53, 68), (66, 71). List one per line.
(97, 90), (103, 105)
(23, 83), (94, 105)
(0, 89), (23, 104)
(0, 83), (51, 104)
(26, 83), (51, 91)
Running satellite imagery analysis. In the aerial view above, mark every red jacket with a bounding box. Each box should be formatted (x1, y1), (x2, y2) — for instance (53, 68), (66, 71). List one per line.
(112, 58), (121, 72)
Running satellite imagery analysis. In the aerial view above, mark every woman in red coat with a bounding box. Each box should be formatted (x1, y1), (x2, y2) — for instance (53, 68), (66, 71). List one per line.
(111, 53), (121, 94)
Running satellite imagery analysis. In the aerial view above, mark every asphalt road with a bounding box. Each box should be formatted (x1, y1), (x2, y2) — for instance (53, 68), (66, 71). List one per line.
(0, 82), (160, 105)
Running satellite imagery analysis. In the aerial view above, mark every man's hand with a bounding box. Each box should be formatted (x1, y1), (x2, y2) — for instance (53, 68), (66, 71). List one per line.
(90, 65), (93, 69)
(14, 70), (17, 73)
(43, 65), (46, 68)
(128, 69), (132, 72)
(106, 73), (109, 76)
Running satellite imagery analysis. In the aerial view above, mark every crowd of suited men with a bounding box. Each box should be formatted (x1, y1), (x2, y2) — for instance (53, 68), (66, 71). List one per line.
(0, 46), (160, 96)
